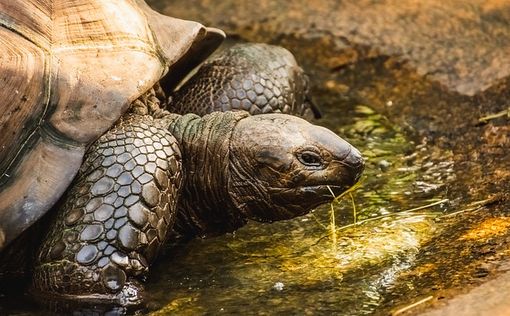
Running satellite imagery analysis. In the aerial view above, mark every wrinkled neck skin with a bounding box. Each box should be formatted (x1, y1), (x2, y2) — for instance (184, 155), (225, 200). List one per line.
(160, 111), (250, 238)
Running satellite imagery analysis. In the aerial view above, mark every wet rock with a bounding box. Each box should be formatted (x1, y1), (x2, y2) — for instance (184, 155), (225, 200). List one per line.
(150, 0), (510, 96)
(422, 269), (510, 316)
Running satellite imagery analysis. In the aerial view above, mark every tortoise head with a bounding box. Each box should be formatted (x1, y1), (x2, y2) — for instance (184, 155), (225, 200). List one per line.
(168, 111), (363, 237)
(228, 114), (364, 222)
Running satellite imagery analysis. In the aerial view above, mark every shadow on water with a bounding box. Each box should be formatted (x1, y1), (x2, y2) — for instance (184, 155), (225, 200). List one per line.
(1, 44), (509, 316)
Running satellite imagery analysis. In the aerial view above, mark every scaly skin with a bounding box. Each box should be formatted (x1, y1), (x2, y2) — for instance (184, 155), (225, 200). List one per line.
(32, 110), (251, 304)
(32, 106), (363, 306)
(168, 43), (320, 119)
(34, 114), (182, 305)
(29, 44), (364, 306)
(163, 111), (251, 237)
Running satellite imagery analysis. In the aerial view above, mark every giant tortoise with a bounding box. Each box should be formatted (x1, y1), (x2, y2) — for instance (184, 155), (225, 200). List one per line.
(0, 0), (364, 306)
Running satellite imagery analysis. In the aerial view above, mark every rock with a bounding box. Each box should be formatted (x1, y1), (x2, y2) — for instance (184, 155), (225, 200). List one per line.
(273, 282), (284, 291)
(421, 269), (510, 316)
(149, 0), (510, 96)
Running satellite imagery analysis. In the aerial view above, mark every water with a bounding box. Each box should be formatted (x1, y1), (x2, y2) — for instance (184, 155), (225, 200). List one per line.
(143, 82), (453, 315)
(1, 43), (509, 316)
(142, 54), (509, 315)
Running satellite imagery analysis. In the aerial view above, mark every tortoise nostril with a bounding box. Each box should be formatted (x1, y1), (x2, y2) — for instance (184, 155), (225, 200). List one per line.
(343, 146), (365, 182)
(344, 146), (363, 166)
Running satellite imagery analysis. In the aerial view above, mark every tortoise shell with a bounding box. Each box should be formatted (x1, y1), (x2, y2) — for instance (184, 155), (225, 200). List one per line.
(0, 0), (224, 249)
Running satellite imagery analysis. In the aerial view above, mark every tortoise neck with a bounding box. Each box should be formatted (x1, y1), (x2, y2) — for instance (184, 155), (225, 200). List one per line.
(162, 111), (250, 238)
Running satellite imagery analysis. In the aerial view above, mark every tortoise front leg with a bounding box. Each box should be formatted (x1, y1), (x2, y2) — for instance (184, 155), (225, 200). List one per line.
(33, 115), (182, 305)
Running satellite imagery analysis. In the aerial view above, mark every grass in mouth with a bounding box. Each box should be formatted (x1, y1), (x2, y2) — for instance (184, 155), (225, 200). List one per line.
(327, 183), (361, 249)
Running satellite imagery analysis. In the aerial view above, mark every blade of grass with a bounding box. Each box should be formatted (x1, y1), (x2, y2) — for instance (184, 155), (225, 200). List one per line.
(330, 202), (337, 249)
(349, 192), (357, 224)
(392, 296), (433, 315)
(327, 185), (338, 249)
(330, 198), (449, 234)
(327, 183), (362, 249)
(478, 107), (510, 123)
(399, 198), (449, 213)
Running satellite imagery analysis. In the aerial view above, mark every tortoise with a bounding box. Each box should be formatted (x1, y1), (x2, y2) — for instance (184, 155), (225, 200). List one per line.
(0, 0), (364, 306)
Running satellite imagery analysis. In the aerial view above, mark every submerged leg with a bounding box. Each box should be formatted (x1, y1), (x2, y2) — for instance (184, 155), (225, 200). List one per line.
(33, 115), (182, 305)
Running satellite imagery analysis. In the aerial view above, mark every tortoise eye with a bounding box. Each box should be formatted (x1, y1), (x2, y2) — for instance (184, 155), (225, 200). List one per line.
(297, 150), (323, 168)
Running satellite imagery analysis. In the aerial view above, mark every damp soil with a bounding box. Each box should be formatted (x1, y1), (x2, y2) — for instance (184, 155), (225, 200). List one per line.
(1, 41), (510, 316)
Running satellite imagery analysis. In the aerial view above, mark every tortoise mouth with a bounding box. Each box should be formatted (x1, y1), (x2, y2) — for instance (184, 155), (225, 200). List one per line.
(303, 184), (352, 197)
(255, 183), (355, 222)
(261, 161), (363, 220)
(285, 184), (354, 203)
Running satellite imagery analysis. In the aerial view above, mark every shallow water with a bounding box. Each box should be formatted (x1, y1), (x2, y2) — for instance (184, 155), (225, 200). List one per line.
(143, 87), (453, 316)
(141, 51), (509, 315)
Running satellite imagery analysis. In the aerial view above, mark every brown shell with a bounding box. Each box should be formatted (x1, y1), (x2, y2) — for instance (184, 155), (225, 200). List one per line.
(0, 0), (224, 249)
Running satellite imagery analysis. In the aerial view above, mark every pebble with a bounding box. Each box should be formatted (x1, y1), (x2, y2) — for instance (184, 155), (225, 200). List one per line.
(273, 282), (284, 291)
